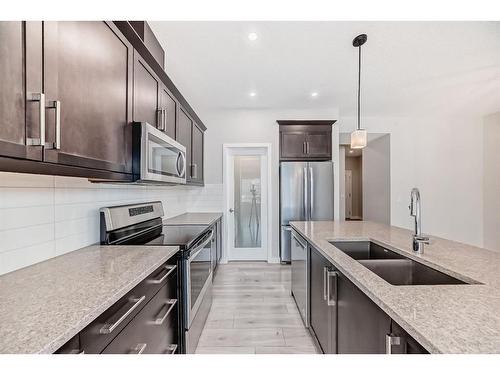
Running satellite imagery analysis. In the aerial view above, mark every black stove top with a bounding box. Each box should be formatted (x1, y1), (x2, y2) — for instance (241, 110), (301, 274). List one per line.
(143, 224), (209, 248)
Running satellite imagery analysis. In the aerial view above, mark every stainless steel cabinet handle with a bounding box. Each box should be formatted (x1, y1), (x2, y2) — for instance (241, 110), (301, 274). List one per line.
(99, 295), (146, 334)
(323, 266), (328, 301)
(153, 299), (177, 325)
(131, 343), (147, 355)
(385, 334), (401, 354)
(45, 100), (61, 149)
(165, 344), (177, 354)
(156, 109), (165, 130)
(148, 264), (176, 284)
(191, 163), (198, 179)
(163, 109), (167, 131)
(27, 92), (46, 147)
(306, 141), (310, 154)
(303, 141), (306, 154)
(327, 270), (338, 306)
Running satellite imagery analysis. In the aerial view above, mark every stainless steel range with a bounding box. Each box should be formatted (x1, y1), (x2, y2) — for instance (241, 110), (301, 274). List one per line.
(100, 201), (213, 354)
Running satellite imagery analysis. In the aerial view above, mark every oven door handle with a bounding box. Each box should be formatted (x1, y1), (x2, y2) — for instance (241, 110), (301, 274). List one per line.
(188, 230), (214, 262)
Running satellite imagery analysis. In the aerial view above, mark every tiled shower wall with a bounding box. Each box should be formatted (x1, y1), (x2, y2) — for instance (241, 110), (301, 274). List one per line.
(0, 172), (223, 275)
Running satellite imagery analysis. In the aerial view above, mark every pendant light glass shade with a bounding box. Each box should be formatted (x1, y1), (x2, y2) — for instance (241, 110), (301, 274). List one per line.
(350, 129), (367, 149)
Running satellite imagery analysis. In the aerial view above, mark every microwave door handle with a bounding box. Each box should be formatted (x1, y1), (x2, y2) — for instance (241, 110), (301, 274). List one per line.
(176, 152), (186, 177)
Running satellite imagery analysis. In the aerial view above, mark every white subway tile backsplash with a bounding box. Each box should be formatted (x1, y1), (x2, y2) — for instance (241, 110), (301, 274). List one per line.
(0, 172), (223, 275)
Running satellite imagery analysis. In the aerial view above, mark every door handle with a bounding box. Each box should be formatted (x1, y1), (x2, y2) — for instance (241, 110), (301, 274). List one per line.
(45, 100), (61, 149)
(385, 334), (401, 354)
(327, 270), (338, 306)
(27, 93), (46, 147)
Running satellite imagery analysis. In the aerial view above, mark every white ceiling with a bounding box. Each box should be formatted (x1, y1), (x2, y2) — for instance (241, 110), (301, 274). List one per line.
(150, 21), (500, 118)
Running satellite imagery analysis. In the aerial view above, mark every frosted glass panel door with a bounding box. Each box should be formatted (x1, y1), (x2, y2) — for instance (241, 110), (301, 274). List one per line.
(226, 146), (268, 261)
(234, 155), (261, 248)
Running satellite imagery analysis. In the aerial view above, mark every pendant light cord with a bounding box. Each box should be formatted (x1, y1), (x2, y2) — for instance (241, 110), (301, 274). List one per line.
(357, 44), (361, 131)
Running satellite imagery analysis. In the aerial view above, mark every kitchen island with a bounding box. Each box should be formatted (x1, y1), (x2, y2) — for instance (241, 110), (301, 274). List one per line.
(290, 220), (500, 354)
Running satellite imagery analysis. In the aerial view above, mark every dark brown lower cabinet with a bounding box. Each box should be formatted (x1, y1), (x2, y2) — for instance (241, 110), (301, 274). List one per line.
(102, 282), (178, 354)
(387, 321), (429, 354)
(308, 245), (427, 354)
(56, 260), (179, 354)
(309, 247), (336, 354)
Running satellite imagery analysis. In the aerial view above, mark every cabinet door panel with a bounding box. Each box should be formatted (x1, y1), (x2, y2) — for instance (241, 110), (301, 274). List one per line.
(134, 55), (160, 128)
(176, 107), (192, 179)
(309, 247), (332, 353)
(0, 21), (43, 161)
(281, 132), (306, 159)
(43, 21), (132, 173)
(337, 272), (391, 353)
(306, 132), (331, 158)
(160, 86), (176, 138)
(191, 123), (204, 184)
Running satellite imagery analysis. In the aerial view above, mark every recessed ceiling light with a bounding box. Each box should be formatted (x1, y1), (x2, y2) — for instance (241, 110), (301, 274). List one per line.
(248, 32), (258, 41)
(311, 92), (319, 98)
(249, 91), (257, 97)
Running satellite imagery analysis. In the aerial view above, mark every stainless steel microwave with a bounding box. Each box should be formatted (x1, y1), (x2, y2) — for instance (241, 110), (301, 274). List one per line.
(132, 122), (186, 184)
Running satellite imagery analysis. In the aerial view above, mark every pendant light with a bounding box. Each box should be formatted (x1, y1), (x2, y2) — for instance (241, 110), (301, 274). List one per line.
(351, 34), (368, 149)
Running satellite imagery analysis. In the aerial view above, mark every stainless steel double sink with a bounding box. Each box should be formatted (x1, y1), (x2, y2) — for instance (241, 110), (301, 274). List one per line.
(329, 240), (471, 286)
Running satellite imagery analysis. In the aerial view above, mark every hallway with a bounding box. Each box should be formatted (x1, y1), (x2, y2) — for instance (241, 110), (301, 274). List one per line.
(196, 262), (319, 354)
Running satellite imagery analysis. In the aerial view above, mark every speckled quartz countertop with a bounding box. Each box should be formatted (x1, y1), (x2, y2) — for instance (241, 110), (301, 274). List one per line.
(0, 244), (179, 354)
(290, 221), (500, 354)
(163, 212), (222, 226)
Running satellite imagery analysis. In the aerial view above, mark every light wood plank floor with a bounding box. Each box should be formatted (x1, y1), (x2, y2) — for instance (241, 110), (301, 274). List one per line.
(196, 262), (319, 354)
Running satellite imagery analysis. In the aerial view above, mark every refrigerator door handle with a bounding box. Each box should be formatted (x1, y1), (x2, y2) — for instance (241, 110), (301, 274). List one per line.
(303, 167), (308, 220)
(309, 166), (314, 219)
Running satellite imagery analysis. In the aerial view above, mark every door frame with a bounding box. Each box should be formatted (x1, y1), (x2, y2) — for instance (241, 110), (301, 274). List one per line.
(345, 169), (353, 219)
(222, 143), (272, 263)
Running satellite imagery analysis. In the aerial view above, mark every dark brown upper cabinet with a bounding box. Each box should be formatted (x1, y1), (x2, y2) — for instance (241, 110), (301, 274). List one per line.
(0, 22), (43, 162)
(42, 21), (133, 174)
(278, 120), (336, 161)
(133, 53), (177, 139)
(176, 107), (204, 185)
(191, 123), (204, 185)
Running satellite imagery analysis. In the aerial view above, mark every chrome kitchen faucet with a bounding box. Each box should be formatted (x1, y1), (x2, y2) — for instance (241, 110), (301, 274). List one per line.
(409, 188), (430, 254)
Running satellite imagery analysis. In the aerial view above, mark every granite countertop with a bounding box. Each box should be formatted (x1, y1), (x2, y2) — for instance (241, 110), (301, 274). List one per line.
(290, 220), (500, 354)
(0, 244), (179, 354)
(163, 212), (222, 226)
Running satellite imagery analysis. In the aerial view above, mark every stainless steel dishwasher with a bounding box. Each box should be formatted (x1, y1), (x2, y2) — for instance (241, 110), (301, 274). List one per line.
(291, 229), (309, 327)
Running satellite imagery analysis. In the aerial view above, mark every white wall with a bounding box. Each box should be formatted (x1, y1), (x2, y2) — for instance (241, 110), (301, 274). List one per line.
(362, 134), (391, 224)
(202, 108), (339, 261)
(0, 172), (222, 275)
(339, 115), (484, 247)
(483, 112), (500, 251)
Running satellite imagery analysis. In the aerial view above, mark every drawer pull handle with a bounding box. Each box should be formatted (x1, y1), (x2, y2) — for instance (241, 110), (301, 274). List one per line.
(100, 295), (146, 334)
(385, 334), (401, 354)
(148, 265), (176, 284)
(153, 299), (177, 325)
(131, 343), (147, 355)
(165, 344), (177, 354)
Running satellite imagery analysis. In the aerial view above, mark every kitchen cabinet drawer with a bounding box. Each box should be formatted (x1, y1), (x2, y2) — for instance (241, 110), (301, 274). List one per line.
(80, 261), (177, 354)
(102, 281), (178, 354)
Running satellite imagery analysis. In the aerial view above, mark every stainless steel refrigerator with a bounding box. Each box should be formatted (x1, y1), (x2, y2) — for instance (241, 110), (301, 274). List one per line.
(280, 161), (334, 262)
